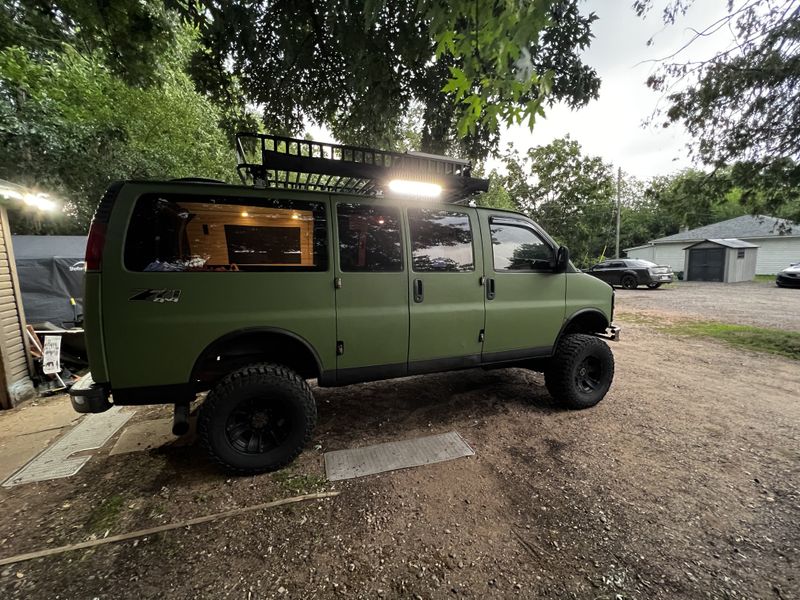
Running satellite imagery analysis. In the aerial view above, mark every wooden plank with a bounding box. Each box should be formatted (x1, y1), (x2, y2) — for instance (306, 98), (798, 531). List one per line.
(0, 307), (18, 321)
(0, 207), (11, 408)
(0, 492), (341, 566)
(6, 347), (25, 363)
(9, 356), (29, 376)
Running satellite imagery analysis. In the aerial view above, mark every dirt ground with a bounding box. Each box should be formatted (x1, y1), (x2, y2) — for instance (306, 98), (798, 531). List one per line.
(0, 311), (798, 599)
(619, 280), (800, 331)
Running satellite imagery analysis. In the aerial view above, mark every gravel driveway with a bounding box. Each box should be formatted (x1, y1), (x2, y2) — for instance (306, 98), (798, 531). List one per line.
(1, 318), (798, 599)
(616, 280), (800, 331)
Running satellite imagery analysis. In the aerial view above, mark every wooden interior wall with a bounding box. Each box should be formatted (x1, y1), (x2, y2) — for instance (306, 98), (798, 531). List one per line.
(180, 204), (315, 267)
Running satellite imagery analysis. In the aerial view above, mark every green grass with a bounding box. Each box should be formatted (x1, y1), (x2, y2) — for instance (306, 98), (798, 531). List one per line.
(85, 494), (124, 533)
(753, 274), (777, 283)
(665, 321), (800, 360)
(271, 471), (326, 494)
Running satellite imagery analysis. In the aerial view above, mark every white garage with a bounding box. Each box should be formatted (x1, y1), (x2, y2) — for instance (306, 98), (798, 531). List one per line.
(625, 215), (799, 275)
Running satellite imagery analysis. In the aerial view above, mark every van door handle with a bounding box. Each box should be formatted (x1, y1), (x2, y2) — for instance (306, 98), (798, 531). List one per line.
(413, 279), (424, 303)
(486, 278), (496, 300)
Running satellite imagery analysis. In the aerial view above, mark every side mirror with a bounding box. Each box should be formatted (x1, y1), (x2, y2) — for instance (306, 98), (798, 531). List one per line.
(556, 246), (570, 273)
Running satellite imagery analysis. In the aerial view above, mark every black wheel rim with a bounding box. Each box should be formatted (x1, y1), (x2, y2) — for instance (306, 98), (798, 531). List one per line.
(225, 397), (292, 454)
(623, 277), (635, 289)
(575, 356), (603, 394)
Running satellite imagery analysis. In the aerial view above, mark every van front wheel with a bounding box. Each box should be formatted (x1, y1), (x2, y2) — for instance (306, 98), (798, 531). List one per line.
(544, 334), (614, 409)
(198, 364), (317, 474)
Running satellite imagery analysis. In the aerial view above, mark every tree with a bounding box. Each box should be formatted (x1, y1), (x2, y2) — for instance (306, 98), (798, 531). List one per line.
(0, 29), (234, 234)
(0, 0), (178, 86)
(487, 137), (616, 265)
(637, 0), (800, 219)
(183, 0), (601, 158)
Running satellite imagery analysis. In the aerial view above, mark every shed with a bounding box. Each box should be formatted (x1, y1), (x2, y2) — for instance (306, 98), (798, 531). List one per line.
(625, 215), (797, 274)
(683, 239), (759, 283)
(0, 207), (35, 408)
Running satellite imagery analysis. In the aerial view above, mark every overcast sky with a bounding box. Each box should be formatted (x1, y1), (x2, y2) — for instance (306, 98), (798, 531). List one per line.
(491, 1), (732, 179)
(306, 1), (734, 180)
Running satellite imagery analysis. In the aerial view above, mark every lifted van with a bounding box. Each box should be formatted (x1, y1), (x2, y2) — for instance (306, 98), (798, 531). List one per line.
(70, 134), (619, 473)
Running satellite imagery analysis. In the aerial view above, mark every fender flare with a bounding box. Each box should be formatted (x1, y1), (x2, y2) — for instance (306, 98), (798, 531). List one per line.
(189, 326), (324, 381)
(555, 308), (610, 346)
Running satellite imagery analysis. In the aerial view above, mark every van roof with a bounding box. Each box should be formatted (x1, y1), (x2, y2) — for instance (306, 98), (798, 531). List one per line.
(122, 178), (525, 217)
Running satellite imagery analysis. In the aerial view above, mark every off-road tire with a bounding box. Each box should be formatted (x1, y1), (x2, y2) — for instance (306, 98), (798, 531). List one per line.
(545, 334), (614, 409)
(198, 364), (316, 474)
(647, 282), (662, 289)
(621, 275), (638, 289)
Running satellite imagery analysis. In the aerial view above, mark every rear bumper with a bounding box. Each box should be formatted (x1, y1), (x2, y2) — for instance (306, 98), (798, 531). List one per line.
(69, 373), (113, 413)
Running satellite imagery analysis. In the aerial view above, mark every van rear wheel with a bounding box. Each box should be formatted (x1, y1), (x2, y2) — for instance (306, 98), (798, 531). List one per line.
(198, 364), (316, 474)
(544, 334), (614, 409)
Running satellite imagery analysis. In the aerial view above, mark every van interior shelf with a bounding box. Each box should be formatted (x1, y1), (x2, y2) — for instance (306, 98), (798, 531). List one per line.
(235, 133), (489, 202)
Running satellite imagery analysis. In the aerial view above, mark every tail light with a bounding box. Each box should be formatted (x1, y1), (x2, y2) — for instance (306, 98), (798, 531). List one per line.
(85, 221), (107, 271)
(85, 182), (123, 272)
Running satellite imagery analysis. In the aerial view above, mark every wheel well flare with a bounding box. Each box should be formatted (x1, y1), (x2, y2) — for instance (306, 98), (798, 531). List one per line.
(191, 330), (321, 389)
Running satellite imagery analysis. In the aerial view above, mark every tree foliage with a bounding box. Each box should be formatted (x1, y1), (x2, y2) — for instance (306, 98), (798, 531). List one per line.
(481, 137), (616, 264)
(637, 0), (800, 218)
(0, 29), (234, 234)
(0, 0), (178, 86)
(477, 139), (777, 267)
(184, 0), (600, 158)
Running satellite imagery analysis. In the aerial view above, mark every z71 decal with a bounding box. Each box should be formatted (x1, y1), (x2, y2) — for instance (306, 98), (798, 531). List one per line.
(129, 289), (182, 303)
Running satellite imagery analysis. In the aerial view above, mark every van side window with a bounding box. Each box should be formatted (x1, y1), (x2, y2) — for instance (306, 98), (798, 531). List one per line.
(124, 194), (328, 272)
(490, 219), (554, 271)
(408, 208), (474, 272)
(337, 203), (402, 272)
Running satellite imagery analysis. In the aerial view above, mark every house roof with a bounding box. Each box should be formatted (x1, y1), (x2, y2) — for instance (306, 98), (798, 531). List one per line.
(650, 215), (796, 244)
(683, 238), (759, 250)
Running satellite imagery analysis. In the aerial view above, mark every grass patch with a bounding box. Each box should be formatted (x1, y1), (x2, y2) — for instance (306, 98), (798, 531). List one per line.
(753, 274), (776, 283)
(666, 321), (800, 360)
(271, 471), (326, 494)
(85, 494), (124, 533)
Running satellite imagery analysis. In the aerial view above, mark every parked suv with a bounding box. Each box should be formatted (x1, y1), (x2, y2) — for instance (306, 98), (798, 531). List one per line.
(70, 135), (619, 474)
(586, 259), (674, 289)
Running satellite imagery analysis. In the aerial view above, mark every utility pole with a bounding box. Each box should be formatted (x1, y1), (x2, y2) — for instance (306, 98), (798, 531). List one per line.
(615, 166), (622, 259)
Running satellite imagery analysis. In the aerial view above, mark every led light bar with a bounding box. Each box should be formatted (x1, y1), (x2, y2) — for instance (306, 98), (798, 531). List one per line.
(387, 179), (443, 198)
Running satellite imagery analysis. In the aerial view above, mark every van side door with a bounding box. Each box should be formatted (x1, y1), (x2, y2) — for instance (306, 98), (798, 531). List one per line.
(333, 199), (409, 383)
(405, 205), (485, 372)
(479, 214), (566, 361)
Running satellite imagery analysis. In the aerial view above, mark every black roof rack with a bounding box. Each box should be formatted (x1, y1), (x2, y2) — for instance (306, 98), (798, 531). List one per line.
(235, 133), (488, 203)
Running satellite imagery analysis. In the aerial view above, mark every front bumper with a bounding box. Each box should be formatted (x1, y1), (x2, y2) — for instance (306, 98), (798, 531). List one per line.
(776, 274), (800, 288)
(69, 373), (113, 413)
(595, 325), (621, 342)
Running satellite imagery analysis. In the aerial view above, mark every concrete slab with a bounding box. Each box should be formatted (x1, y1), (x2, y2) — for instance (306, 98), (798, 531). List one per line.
(0, 394), (81, 482)
(109, 417), (196, 455)
(324, 431), (475, 482)
(2, 406), (134, 487)
(0, 394), (79, 441)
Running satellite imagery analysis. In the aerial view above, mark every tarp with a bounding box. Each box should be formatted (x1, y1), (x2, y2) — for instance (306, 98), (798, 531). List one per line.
(12, 236), (87, 327)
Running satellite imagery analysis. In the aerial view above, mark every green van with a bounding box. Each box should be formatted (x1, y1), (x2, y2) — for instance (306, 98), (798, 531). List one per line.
(70, 135), (619, 473)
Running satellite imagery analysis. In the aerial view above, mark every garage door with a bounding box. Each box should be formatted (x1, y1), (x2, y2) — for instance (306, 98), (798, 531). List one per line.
(688, 247), (725, 281)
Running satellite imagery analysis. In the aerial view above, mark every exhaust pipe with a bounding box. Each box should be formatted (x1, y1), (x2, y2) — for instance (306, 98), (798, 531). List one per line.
(172, 402), (190, 436)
